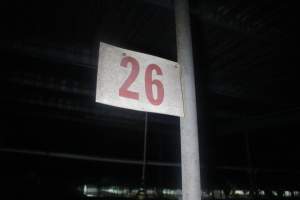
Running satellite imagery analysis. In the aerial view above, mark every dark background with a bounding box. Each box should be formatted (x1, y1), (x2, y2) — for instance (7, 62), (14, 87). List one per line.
(0, 0), (299, 199)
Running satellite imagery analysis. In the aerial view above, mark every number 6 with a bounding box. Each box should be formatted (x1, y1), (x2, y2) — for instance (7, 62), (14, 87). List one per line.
(145, 64), (164, 105)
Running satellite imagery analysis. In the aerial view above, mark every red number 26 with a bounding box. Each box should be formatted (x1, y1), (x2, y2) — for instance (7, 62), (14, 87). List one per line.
(119, 56), (164, 105)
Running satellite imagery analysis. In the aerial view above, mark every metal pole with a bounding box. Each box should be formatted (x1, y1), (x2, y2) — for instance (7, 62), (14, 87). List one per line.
(175, 0), (202, 200)
(142, 112), (148, 185)
(0, 148), (181, 167)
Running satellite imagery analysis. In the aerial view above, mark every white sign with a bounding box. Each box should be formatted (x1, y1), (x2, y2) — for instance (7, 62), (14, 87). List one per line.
(96, 42), (184, 117)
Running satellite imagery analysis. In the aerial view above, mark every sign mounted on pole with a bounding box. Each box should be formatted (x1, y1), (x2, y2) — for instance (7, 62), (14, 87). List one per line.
(96, 42), (184, 117)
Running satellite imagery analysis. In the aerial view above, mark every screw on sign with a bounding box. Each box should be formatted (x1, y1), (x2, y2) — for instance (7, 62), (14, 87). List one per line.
(96, 42), (184, 117)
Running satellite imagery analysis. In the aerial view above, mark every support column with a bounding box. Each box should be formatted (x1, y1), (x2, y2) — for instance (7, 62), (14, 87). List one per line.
(175, 0), (202, 200)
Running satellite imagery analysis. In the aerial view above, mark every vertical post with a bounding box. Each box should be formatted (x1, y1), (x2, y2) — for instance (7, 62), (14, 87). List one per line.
(175, 0), (202, 200)
(142, 112), (148, 185)
(245, 132), (254, 198)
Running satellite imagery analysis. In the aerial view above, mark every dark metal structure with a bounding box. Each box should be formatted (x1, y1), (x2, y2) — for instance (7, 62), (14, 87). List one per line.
(0, 0), (298, 199)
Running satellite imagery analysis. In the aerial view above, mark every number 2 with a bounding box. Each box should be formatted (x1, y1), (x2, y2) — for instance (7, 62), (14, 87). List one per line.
(119, 56), (164, 105)
(119, 56), (139, 100)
